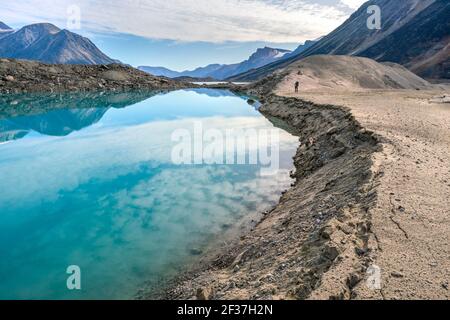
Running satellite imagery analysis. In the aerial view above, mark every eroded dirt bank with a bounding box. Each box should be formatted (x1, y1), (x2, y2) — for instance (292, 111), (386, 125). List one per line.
(150, 94), (381, 300)
(278, 89), (450, 300)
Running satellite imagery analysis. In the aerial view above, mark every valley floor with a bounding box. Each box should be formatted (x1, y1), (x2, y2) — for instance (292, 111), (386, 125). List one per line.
(277, 88), (450, 299)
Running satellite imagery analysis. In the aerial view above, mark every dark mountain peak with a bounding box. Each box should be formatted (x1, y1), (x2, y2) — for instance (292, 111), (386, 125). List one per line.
(0, 21), (12, 31)
(0, 22), (117, 65)
(250, 47), (291, 61)
(59, 29), (72, 35)
(304, 40), (316, 45)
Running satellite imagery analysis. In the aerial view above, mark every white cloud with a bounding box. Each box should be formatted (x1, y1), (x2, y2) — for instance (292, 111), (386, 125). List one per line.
(2, 0), (358, 43)
(340, 0), (367, 10)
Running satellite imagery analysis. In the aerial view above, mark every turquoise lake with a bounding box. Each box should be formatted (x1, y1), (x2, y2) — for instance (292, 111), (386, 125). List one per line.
(0, 89), (298, 299)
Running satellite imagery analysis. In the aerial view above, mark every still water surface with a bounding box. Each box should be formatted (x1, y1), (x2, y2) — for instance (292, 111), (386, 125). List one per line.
(0, 89), (298, 299)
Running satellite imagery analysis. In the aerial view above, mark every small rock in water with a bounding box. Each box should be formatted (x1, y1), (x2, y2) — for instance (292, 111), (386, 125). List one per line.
(190, 248), (203, 256)
(221, 223), (232, 230)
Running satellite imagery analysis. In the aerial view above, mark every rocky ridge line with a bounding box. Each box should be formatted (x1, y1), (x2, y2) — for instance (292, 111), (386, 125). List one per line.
(0, 59), (189, 94)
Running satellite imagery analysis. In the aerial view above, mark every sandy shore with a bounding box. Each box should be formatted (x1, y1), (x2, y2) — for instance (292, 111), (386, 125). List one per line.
(138, 55), (450, 300)
(276, 88), (450, 299)
(153, 83), (449, 300)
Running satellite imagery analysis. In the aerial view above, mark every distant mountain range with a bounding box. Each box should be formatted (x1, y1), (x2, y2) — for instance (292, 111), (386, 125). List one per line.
(139, 43), (316, 80)
(229, 0), (449, 81)
(0, 22), (118, 65)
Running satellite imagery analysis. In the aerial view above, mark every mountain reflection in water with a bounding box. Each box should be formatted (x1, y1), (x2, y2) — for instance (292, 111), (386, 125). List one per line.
(0, 91), (162, 142)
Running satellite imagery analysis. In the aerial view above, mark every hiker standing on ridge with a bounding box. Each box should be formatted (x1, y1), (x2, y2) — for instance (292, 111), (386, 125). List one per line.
(295, 81), (300, 93)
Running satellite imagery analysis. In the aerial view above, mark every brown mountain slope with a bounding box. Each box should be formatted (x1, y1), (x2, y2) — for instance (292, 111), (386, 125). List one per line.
(256, 55), (432, 94)
(229, 0), (449, 81)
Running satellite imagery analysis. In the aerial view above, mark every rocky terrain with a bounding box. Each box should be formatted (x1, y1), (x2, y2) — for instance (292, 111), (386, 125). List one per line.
(0, 58), (189, 93)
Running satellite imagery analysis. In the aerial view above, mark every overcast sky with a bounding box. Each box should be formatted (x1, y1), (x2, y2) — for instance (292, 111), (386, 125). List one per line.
(2, 0), (367, 69)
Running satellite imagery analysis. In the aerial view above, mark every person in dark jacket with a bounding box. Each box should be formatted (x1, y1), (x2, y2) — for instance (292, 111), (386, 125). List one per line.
(295, 81), (300, 93)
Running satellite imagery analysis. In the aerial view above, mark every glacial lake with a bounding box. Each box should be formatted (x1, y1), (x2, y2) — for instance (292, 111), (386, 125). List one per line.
(0, 89), (299, 299)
